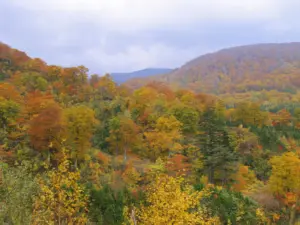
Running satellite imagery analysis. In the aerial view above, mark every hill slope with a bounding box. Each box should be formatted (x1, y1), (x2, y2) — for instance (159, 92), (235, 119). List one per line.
(111, 68), (173, 84)
(125, 43), (300, 94)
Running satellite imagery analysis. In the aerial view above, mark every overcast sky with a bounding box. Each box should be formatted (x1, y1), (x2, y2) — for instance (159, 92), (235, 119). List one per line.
(1, 0), (300, 74)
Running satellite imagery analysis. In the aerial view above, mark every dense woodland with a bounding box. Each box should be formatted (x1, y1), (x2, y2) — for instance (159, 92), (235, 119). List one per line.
(1, 42), (300, 224)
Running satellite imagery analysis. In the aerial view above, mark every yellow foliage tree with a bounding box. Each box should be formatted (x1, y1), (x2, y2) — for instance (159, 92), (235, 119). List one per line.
(144, 115), (183, 160)
(63, 105), (99, 167)
(233, 102), (268, 127)
(94, 74), (117, 100)
(131, 174), (220, 225)
(269, 152), (300, 225)
(31, 148), (88, 225)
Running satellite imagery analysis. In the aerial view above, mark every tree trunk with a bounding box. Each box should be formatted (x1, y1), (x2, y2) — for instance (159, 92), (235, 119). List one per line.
(290, 198), (300, 225)
(124, 147), (127, 163)
(289, 204), (296, 225)
(208, 167), (214, 184)
(75, 157), (78, 169)
(221, 169), (227, 186)
(131, 208), (137, 225)
(47, 151), (51, 165)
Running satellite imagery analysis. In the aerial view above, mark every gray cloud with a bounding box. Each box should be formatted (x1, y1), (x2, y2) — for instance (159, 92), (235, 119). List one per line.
(1, 0), (300, 74)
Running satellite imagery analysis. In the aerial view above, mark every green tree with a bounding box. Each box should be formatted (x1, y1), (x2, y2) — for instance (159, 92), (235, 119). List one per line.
(170, 103), (199, 134)
(88, 185), (142, 225)
(0, 97), (21, 152)
(0, 96), (20, 130)
(106, 115), (141, 162)
(0, 161), (39, 225)
(199, 106), (238, 185)
(195, 184), (268, 225)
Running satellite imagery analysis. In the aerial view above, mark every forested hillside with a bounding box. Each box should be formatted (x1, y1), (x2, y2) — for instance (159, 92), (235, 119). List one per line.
(1, 42), (300, 224)
(125, 43), (300, 94)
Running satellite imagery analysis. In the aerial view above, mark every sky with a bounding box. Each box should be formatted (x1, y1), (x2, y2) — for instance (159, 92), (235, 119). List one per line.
(1, 0), (300, 74)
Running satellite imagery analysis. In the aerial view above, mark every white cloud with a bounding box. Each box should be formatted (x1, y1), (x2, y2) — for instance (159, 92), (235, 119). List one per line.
(11, 0), (282, 31)
(82, 43), (203, 73)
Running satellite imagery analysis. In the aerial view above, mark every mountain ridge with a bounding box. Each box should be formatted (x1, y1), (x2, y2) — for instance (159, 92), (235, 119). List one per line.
(110, 68), (173, 84)
(124, 42), (300, 94)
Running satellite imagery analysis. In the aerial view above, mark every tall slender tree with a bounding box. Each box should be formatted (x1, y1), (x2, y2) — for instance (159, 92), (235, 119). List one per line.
(199, 106), (238, 185)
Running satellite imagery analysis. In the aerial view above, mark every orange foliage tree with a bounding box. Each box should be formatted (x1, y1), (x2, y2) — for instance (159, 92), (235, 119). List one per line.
(28, 103), (65, 162)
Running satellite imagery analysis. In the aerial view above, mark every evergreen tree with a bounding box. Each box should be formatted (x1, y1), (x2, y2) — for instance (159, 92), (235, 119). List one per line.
(199, 106), (238, 185)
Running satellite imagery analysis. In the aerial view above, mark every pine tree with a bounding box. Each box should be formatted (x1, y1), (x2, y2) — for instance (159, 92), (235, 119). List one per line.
(199, 106), (238, 185)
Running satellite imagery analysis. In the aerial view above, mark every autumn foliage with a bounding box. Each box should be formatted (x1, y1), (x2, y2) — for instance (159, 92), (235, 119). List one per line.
(1, 42), (300, 224)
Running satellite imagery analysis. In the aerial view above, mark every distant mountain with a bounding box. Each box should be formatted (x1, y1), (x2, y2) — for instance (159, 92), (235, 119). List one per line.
(111, 68), (173, 84)
(124, 43), (300, 94)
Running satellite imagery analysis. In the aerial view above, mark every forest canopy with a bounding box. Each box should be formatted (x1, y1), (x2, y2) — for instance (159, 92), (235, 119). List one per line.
(1, 42), (300, 224)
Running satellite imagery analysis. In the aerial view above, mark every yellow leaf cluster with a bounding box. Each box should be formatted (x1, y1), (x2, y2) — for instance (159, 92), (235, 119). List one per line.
(269, 152), (300, 197)
(31, 148), (88, 225)
(135, 174), (220, 225)
(144, 115), (183, 159)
